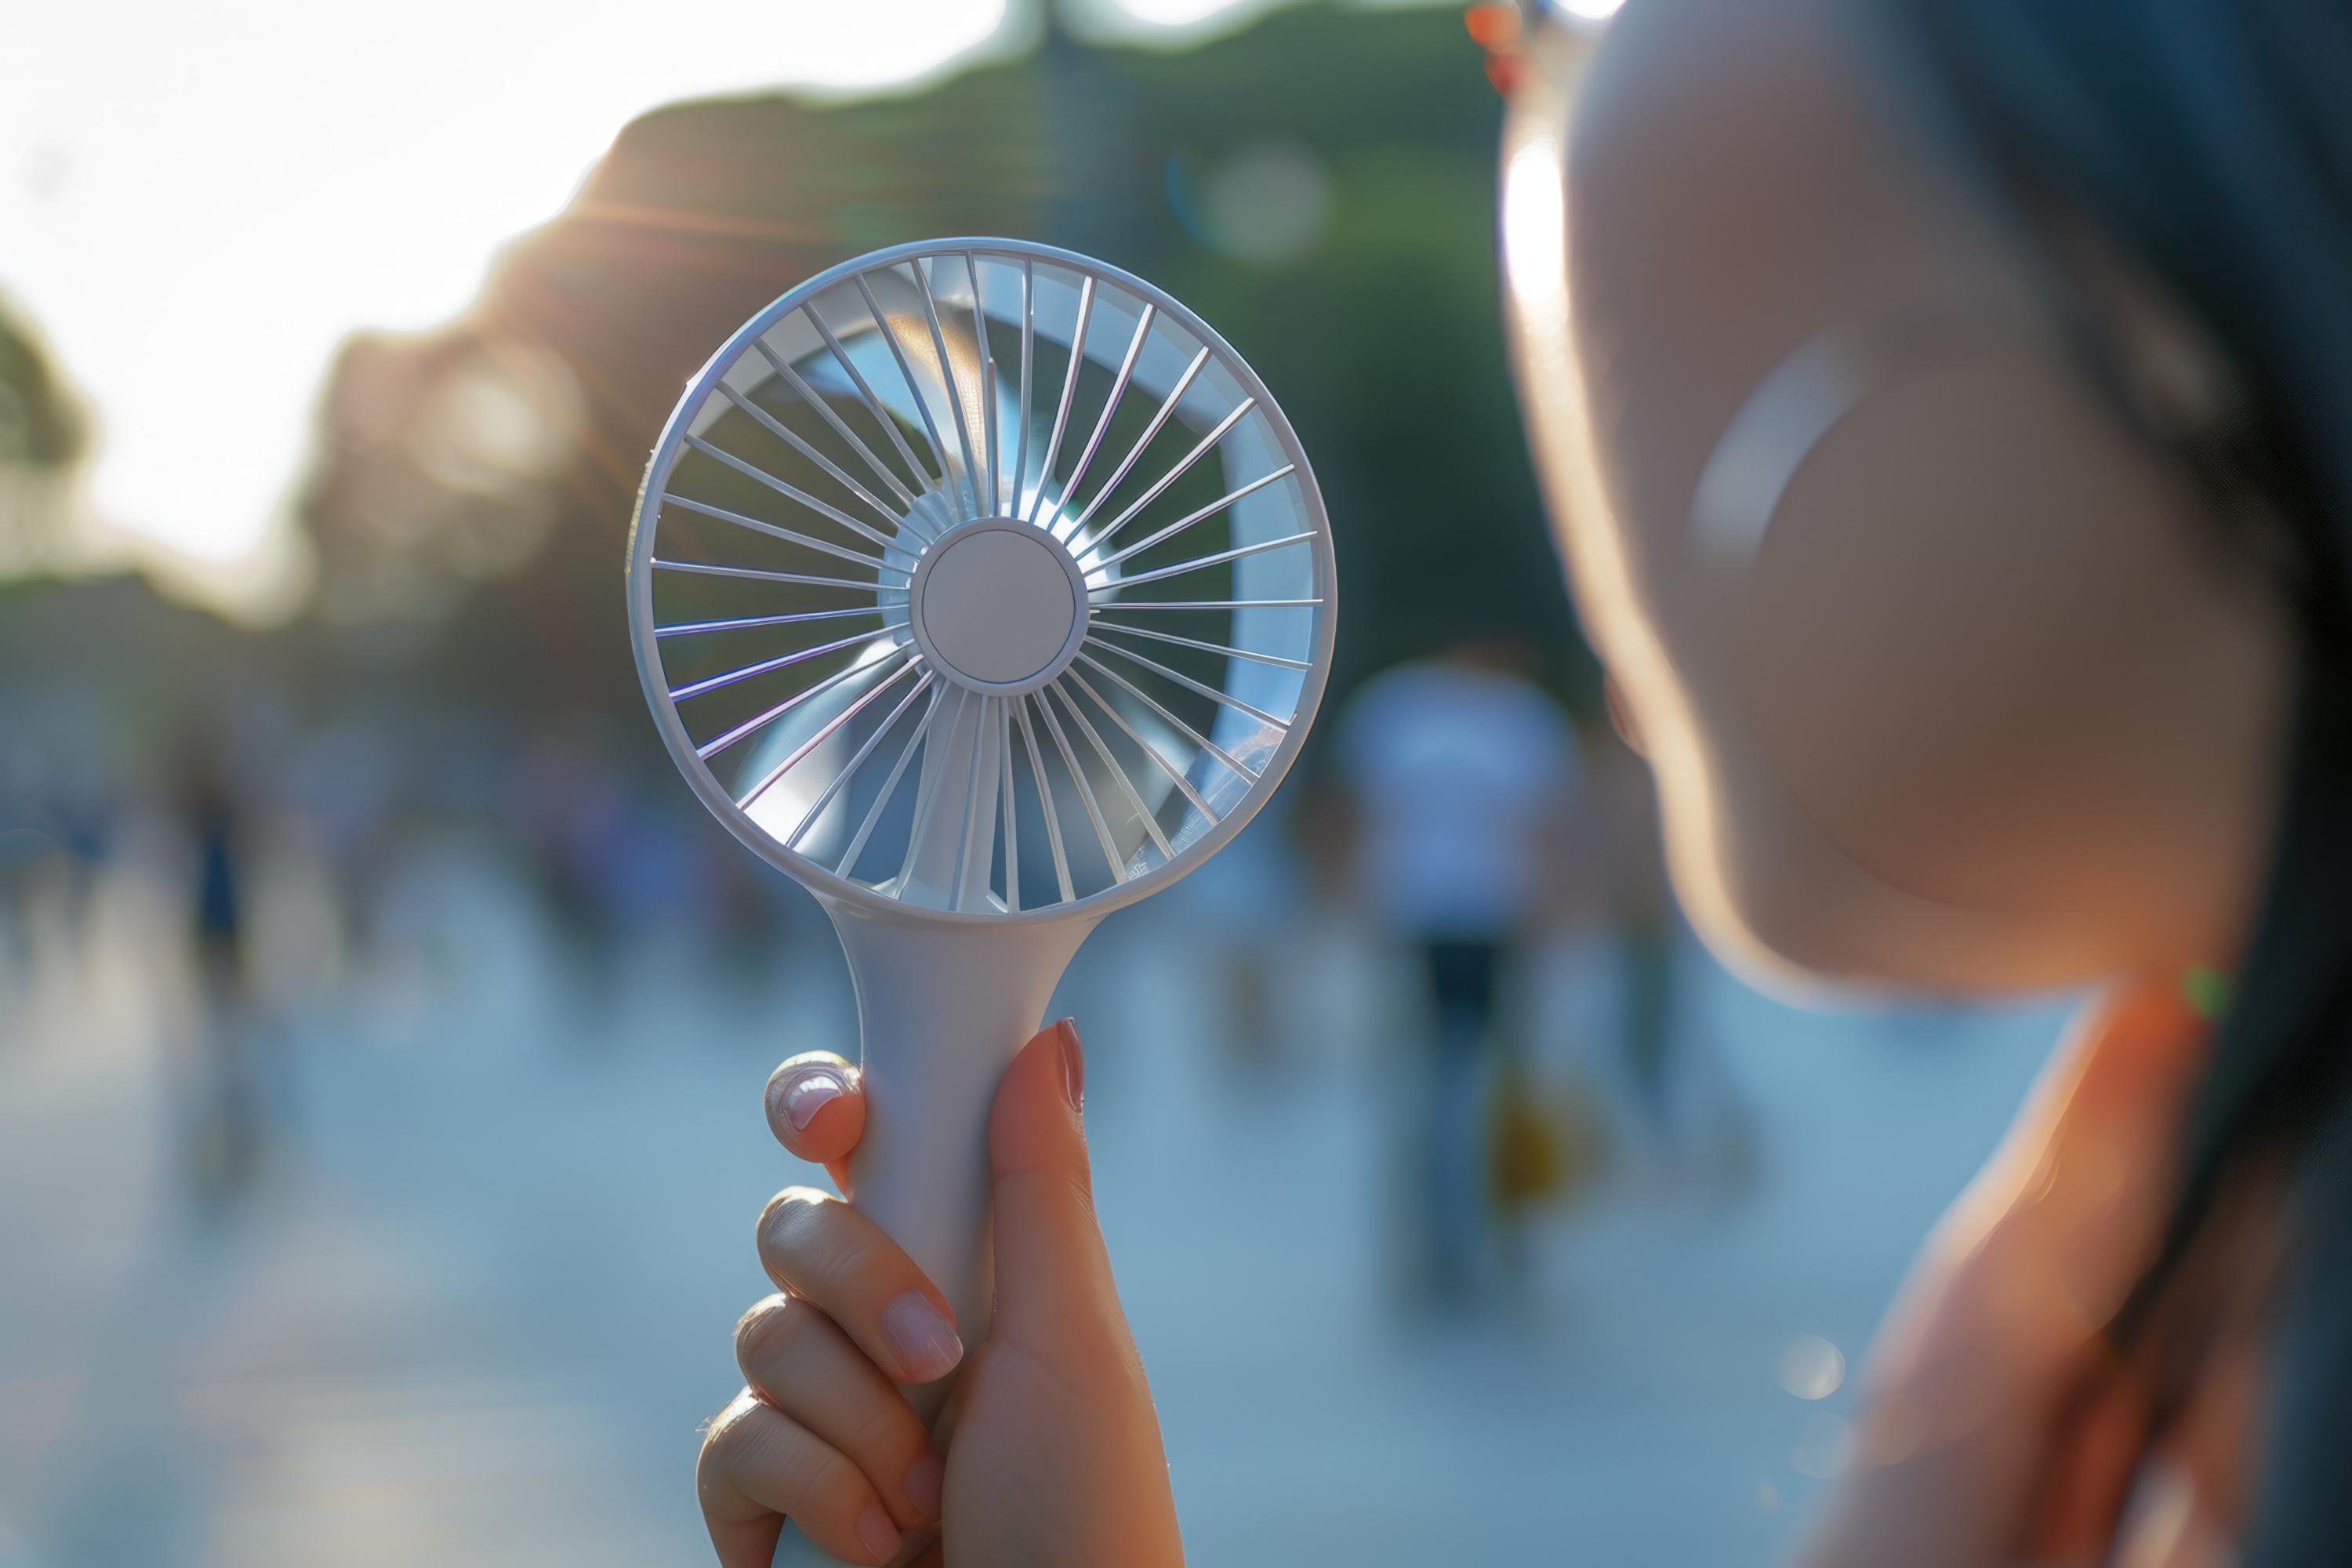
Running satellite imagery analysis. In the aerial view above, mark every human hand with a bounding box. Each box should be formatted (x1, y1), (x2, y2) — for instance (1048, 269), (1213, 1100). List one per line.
(695, 1020), (1185, 1568)
(1798, 982), (2262, 1568)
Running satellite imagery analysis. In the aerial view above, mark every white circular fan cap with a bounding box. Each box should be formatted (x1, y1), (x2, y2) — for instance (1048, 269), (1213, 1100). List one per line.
(907, 517), (1087, 693)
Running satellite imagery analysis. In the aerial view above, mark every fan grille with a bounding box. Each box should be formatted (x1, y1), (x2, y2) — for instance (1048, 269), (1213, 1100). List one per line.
(629, 239), (1335, 920)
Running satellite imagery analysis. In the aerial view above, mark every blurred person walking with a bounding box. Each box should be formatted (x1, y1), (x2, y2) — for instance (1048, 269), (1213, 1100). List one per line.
(1167, 793), (1313, 1073)
(1335, 640), (1581, 1305)
(178, 752), (267, 1204)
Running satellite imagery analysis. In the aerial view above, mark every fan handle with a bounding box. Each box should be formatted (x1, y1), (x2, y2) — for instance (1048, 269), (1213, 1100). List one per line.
(771, 902), (1099, 1567)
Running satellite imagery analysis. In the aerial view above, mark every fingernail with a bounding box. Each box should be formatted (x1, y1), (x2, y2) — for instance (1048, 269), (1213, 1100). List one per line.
(1056, 1018), (1083, 1112)
(880, 1290), (964, 1382)
(779, 1069), (848, 1133)
(855, 1501), (902, 1564)
(903, 1451), (944, 1522)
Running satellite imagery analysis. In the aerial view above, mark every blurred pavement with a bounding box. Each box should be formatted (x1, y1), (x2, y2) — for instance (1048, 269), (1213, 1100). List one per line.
(0, 840), (2064, 1568)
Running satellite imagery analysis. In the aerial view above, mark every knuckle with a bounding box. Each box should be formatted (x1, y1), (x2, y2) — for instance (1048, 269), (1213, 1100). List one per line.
(847, 1397), (917, 1461)
(695, 1392), (862, 1524)
(797, 1443), (869, 1515)
(753, 1419), (846, 1508)
(756, 1189), (898, 1304)
(758, 1185), (834, 1232)
(756, 1185), (837, 1263)
(996, 1164), (1098, 1225)
(696, 1392), (762, 1491)
(733, 1293), (807, 1370)
(825, 1225), (890, 1290)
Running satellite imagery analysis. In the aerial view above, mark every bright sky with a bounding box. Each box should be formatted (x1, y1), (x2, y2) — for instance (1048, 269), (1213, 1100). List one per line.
(0, 1), (1025, 614)
(0, 0), (1555, 615)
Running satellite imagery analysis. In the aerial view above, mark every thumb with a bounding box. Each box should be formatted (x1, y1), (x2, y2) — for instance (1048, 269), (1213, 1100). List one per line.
(987, 1018), (1120, 1350)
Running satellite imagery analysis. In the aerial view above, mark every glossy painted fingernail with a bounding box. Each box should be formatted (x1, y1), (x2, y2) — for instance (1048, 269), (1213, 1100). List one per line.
(903, 1451), (944, 1523)
(780, 1069), (848, 1133)
(880, 1290), (964, 1382)
(855, 1502), (902, 1564)
(1056, 1018), (1083, 1112)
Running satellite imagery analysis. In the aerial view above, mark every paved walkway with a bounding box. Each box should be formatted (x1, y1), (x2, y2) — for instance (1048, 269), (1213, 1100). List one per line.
(0, 845), (2064, 1566)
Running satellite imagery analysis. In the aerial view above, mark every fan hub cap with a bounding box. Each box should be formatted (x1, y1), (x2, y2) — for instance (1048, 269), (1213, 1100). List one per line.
(906, 517), (1087, 694)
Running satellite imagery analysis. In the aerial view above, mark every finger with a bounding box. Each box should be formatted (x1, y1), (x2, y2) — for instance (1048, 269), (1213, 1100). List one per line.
(735, 1293), (944, 1531)
(1999, 982), (2210, 1311)
(987, 1018), (1126, 1354)
(2020, 1377), (2151, 1563)
(697, 1389), (905, 1567)
(2038, 982), (2207, 1170)
(1856, 982), (2210, 1480)
(2158, 1292), (2270, 1534)
(757, 1188), (964, 1385)
(766, 1052), (866, 1173)
(2111, 1459), (2238, 1568)
(1924, 983), (2208, 1312)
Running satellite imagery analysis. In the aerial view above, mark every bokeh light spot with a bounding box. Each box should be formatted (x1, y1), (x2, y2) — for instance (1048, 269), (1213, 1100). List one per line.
(1776, 1334), (1846, 1401)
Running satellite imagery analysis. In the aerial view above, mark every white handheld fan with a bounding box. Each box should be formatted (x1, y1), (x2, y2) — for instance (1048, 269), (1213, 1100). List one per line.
(627, 238), (1336, 1556)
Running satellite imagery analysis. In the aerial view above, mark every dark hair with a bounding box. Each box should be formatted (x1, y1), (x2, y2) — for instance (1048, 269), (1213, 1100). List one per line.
(1866, 2), (2352, 1559)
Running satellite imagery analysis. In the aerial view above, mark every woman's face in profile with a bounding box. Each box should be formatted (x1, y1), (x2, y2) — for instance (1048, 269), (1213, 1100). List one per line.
(1497, 0), (2292, 996)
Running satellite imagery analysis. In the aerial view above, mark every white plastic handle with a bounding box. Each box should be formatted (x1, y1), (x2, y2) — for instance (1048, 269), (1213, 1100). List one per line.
(768, 902), (1098, 1567)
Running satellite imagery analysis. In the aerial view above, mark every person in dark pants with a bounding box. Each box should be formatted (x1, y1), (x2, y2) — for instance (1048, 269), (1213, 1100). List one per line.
(1337, 642), (1580, 1305)
(182, 759), (263, 1205)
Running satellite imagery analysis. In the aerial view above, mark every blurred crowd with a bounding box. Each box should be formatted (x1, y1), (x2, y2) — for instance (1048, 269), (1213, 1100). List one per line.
(2, 620), (1745, 1292)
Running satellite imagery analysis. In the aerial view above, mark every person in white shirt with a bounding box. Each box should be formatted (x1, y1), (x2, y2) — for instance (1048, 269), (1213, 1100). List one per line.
(1336, 639), (1581, 1302)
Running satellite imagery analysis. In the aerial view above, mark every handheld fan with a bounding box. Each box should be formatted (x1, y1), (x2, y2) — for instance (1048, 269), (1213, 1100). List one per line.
(626, 238), (1335, 1552)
